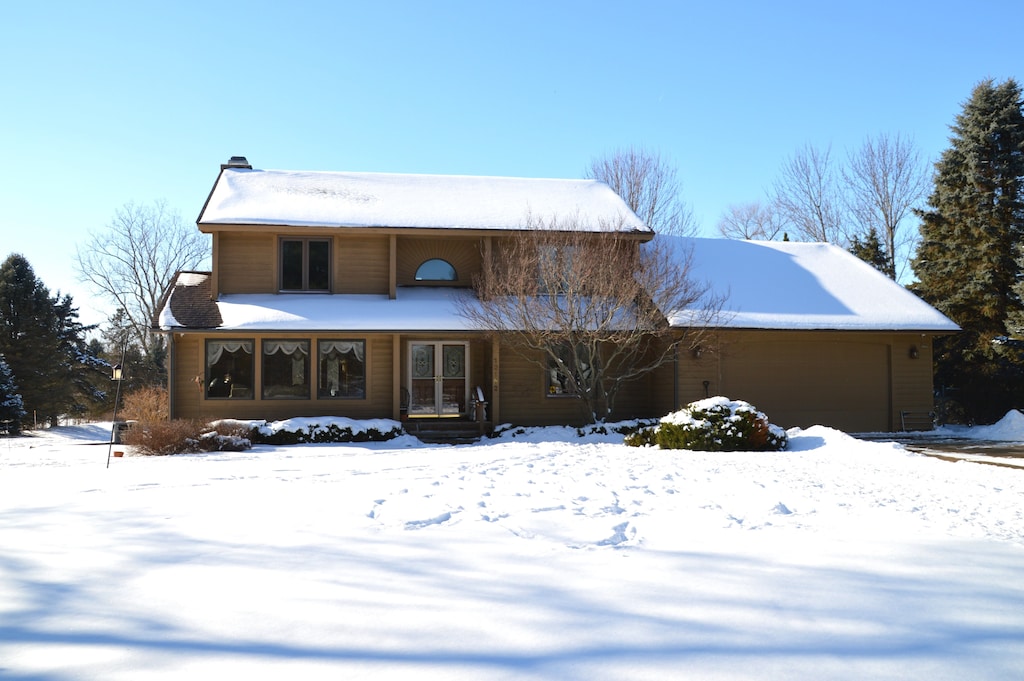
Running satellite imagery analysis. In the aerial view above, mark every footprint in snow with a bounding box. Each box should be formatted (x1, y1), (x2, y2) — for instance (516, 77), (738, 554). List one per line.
(598, 521), (636, 546)
(366, 499), (385, 519)
(405, 511), (453, 530)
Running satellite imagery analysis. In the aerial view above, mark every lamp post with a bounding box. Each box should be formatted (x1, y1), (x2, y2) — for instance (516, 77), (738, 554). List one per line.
(106, 344), (127, 468)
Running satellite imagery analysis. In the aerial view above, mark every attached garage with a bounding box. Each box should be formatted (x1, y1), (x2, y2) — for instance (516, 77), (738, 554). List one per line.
(719, 334), (890, 432)
(661, 238), (959, 433)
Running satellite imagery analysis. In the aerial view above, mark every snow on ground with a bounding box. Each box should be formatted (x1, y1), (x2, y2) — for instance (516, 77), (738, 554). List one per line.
(1, 423), (1023, 680)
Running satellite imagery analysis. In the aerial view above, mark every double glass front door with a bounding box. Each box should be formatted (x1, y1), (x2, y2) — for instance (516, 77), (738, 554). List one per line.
(409, 342), (468, 417)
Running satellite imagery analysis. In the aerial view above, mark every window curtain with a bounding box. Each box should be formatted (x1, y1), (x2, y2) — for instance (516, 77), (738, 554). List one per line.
(263, 341), (309, 356)
(264, 341), (308, 386)
(207, 340), (253, 366)
(319, 340), (364, 362)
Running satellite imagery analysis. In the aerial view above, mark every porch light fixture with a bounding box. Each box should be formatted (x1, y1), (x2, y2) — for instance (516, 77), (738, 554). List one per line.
(692, 345), (703, 359)
(909, 346), (920, 360)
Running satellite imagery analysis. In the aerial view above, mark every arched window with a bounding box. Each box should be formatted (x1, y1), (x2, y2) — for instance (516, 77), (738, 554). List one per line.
(415, 258), (457, 282)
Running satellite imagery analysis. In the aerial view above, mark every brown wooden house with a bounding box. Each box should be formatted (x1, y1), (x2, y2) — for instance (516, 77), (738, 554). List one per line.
(154, 157), (958, 434)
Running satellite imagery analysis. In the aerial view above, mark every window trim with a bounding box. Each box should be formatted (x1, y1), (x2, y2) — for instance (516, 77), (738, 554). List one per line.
(204, 338), (255, 400)
(316, 339), (368, 400)
(261, 338), (312, 400)
(414, 258), (458, 283)
(544, 342), (591, 399)
(279, 237), (332, 292)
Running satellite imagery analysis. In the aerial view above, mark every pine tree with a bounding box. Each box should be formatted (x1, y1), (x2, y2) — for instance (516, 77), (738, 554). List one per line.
(0, 254), (104, 427)
(911, 79), (1024, 421)
(849, 227), (893, 277)
(0, 354), (25, 433)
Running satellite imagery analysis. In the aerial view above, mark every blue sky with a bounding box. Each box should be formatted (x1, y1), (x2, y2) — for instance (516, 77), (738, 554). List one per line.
(1, 0), (1020, 327)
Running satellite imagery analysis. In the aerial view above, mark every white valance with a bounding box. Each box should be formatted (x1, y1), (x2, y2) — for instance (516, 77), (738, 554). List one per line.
(207, 340), (253, 366)
(319, 340), (364, 362)
(263, 341), (309, 356)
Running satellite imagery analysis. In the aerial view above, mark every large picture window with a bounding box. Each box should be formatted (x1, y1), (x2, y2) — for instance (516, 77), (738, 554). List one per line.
(262, 340), (310, 399)
(318, 340), (366, 399)
(206, 340), (254, 399)
(546, 343), (591, 398)
(280, 238), (330, 291)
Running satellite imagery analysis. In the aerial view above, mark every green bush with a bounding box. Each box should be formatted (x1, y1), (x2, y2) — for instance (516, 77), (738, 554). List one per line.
(627, 397), (787, 451)
(623, 426), (657, 447)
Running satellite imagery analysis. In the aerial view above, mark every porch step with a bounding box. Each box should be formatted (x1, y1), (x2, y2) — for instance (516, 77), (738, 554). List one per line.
(404, 419), (492, 445)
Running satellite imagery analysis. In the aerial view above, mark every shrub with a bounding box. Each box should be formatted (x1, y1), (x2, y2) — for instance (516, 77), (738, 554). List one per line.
(120, 386), (169, 423)
(122, 418), (252, 455)
(627, 397), (787, 451)
(223, 417), (405, 445)
(624, 426), (658, 447)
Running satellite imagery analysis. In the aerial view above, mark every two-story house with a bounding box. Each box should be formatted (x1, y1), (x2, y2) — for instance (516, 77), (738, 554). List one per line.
(154, 157), (958, 433)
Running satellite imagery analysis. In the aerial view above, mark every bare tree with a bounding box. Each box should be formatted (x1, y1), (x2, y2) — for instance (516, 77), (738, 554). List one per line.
(772, 143), (848, 244)
(586, 147), (697, 236)
(717, 200), (785, 240)
(76, 200), (209, 357)
(458, 216), (722, 423)
(844, 133), (929, 281)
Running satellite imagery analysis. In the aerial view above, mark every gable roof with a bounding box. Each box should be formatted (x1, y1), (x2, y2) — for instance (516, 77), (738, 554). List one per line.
(198, 167), (651, 233)
(658, 236), (959, 332)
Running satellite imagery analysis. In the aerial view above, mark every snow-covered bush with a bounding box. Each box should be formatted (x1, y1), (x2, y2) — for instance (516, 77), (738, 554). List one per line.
(123, 419), (252, 455)
(628, 397), (787, 451)
(224, 417), (405, 445)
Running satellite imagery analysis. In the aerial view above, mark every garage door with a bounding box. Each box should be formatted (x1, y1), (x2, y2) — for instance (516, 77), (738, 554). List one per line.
(720, 339), (891, 432)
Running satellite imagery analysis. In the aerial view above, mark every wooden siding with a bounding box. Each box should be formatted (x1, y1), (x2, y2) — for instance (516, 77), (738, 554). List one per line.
(493, 342), (655, 425)
(667, 330), (941, 433)
(498, 347), (588, 426)
(217, 232), (276, 294)
(337, 236), (390, 294)
(396, 237), (481, 287)
(890, 335), (936, 422)
(169, 334), (204, 420)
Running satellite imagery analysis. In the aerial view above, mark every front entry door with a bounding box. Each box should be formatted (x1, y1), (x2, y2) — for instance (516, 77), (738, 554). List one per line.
(409, 342), (469, 417)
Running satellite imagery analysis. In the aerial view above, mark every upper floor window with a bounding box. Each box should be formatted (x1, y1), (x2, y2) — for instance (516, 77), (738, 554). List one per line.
(537, 245), (577, 295)
(281, 238), (330, 291)
(415, 258), (457, 282)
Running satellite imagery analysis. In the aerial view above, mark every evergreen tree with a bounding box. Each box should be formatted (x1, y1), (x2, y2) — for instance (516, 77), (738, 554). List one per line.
(100, 307), (166, 388)
(911, 79), (1024, 422)
(0, 254), (104, 427)
(0, 354), (25, 434)
(849, 227), (893, 277)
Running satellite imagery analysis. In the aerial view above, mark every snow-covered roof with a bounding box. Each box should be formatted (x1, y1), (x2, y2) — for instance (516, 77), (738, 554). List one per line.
(660, 236), (960, 332)
(199, 167), (650, 233)
(156, 238), (958, 334)
(158, 284), (481, 333)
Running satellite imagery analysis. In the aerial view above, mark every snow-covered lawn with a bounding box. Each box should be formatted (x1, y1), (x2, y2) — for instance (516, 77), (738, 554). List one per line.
(1, 423), (1022, 680)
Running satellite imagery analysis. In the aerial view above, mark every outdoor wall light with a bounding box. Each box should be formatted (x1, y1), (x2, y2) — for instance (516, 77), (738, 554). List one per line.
(909, 346), (920, 359)
(692, 345), (703, 359)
